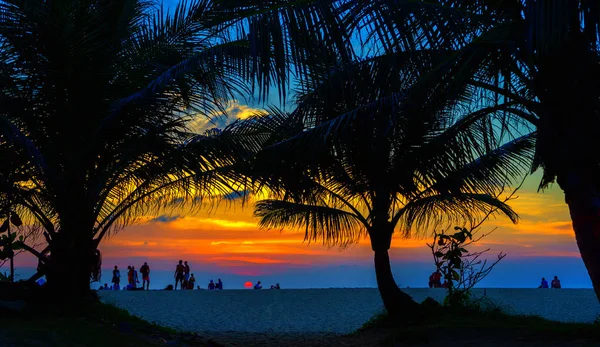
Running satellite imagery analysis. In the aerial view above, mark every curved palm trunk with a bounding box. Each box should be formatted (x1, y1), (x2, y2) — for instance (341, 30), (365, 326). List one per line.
(559, 171), (600, 302)
(374, 248), (420, 316)
(371, 229), (419, 317)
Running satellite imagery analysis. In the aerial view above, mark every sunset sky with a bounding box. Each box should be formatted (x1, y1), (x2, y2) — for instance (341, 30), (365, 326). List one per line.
(7, 101), (590, 290)
(97, 101), (588, 290)
(94, 99), (588, 289)
(11, 165), (589, 289)
(89, 164), (589, 289)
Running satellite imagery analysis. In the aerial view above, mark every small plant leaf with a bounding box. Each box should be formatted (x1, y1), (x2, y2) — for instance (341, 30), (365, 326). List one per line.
(10, 213), (22, 227)
(452, 270), (460, 281)
(0, 220), (8, 233)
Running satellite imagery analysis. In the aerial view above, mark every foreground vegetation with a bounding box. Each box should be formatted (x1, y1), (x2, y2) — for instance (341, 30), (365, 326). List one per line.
(0, 300), (221, 347)
(354, 302), (600, 347)
(5, 297), (600, 347)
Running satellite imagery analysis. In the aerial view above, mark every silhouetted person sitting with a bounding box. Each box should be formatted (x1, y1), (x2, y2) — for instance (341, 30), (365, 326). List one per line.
(428, 270), (442, 288)
(164, 284), (174, 290)
(216, 279), (223, 290)
(551, 276), (561, 288)
(539, 277), (549, 288)
(254, 281), (262, 290)
(208, 280), (215, 290)
(188, 274), (196, 289)
(274, 283), (280, 289)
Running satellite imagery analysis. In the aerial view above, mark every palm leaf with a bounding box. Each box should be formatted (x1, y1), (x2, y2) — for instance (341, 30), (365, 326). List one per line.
(254, 199), (366, 248)
(393, 193), (518, 238)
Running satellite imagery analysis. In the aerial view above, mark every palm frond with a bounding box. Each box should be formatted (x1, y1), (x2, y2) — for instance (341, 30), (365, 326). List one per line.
(423, 132), (536, 198)
(210, 0), (355, 101)
(254, 198), (366, 248)
(393, 193), (518, 238)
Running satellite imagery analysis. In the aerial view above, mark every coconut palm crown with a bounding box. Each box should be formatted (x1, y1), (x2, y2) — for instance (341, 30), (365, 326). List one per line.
(0, 0), (282, 296)
(228, 50), (536, 315)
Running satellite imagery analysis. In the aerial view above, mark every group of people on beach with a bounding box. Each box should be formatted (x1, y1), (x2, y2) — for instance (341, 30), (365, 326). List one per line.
(539, 276), (562, 288)
(171, 260), (227, 291)
(100, 263), (151, 291)
(207, 279), (223, 290)
(98, 263), (151, 291)
(426, 270), (564, 289)
(97, 259), (282, 291)
(173, 260), (195, 290)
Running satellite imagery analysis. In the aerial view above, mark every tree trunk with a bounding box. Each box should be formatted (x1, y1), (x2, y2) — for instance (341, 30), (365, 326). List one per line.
(374, 248), (420, 317)
(45, 232), (96, 301)
(8, 220), (14, 282)
(558, 171), (600, 302)
(370, 227), (420, 317)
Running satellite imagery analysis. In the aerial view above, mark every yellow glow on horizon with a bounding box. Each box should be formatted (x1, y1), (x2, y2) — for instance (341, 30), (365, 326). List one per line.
(169, 216), (257, 229)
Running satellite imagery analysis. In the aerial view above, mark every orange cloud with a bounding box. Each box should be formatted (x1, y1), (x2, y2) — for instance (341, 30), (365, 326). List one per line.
(210, 256), (297, 264)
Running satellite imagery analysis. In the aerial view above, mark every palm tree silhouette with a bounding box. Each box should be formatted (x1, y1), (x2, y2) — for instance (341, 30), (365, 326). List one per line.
(364, 1), (600, 301)
(234, 51), (534, 315)
(0, 0), (279, 297)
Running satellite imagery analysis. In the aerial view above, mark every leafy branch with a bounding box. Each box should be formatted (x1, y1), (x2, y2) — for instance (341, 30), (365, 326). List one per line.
(426, 181), (522, 307)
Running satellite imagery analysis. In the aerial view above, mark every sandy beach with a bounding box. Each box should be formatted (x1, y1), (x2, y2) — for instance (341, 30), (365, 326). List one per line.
(98, 288), (600, 335)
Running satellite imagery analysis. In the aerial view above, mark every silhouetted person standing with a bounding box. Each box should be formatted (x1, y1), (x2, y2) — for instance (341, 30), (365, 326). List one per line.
(140, 262), (150, 290)
(551, 276), (561, 288)
(184, 261), (190, 282)
(131, 266), (139, 288)
(112, 266), (121, 290)
(174, 260), (185, 290)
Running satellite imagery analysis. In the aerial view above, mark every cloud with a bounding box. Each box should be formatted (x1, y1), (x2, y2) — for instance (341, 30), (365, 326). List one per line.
(223, 190), (250, 201)
(210, 256), (292, 265)
(150, 215), (182, 223)
(189, 100), (265, 133)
